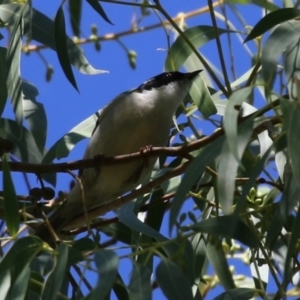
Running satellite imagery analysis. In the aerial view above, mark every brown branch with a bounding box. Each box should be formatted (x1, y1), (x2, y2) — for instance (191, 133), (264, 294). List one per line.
(0, 114), (282, 176)
(1, 129), (224, 174)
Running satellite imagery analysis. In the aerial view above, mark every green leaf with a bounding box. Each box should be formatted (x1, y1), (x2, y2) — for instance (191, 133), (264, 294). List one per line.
(117, 202), (168, 242)
(6, 265), (30, 300)
(283, 204), (300, 288)
(28, 271), (44, 298)
(0, 119), (43, 164)
(128, 263), (151, 300)
(101, 222), (133, 245)
(165, 26), (233, 71)
(245, 8), (300, 43)
(54, 6), (78, 91)
(287, 104), (300, 188)
(185, 216), (259, 249)
(113, 273), (130, 300)
(2, 154), (19, 236)
(0, 47), (7, 118)
(261, 21), (300, 90)
(41, 244), (69, 300)
(234, 147), (272, 218)
(86, 0), (113, 25)
(22, 80), (47, 154)
(213, 288), (255, 300)
(206, 242), (235, 290)
(86, 250), (119, 300)
(169, 136), (224, 232)
(218, 118), (254, 214)
(0, 236), (43, 293)
(0, 269), (10, 300)
(191, 233), (208, 287)
(189, 74), (217, 118)
(223, 86), (254, 164)
(0, 4), (107, 75)
(42, 110), (99, 163)
(251, 0), (279, 11)
(69, 0), (82, 37)
(6, 4), (24, 127)
(156, 258), (193, 300)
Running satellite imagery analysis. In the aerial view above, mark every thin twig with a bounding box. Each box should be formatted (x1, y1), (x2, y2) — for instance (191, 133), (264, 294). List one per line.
(208, 0), (232, 95)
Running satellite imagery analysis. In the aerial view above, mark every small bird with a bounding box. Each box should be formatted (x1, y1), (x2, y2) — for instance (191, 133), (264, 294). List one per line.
(35, 70), (202, 243)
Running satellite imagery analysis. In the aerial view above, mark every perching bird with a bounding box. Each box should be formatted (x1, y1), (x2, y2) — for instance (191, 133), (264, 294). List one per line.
(35, 70), (202, 243)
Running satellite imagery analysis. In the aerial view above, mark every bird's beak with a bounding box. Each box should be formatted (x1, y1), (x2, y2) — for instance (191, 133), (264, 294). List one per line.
(185, 69), (203, 80)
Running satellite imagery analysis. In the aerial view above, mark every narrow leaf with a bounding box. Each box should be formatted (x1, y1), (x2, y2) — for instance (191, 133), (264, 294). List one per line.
(261, 21), (300, 89)
(2, 154), (19, 236)
(287, 104), (300, 188)
(0, 4), (107, 75)
(54, 6), (79, 91)
(86, 250), (119, 300)
(169, 136), (224, 232)
(186, 216), (258, 249)
(206, 242), (235, 290)
(42, 244), (69, 300)
(6, 6), (23, 127)
(69, 0), (82, 37)
(6, 265), (30, 300)
(22, 80), (47, 154)
(165, 26), (233, 71)
(128, 263), (151, 300)
(156, 258), (193, 300)
(245, 8), (300, 43)
(223, 86), (254, 164)
(0, 47), (7, 118)
(213, 288), (255, 300)
(0, 236), (43, 289)
(86, 0), (113, 25)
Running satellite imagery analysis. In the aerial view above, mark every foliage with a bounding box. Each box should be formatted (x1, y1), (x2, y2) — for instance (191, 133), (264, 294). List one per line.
(0, 0), (300, 299)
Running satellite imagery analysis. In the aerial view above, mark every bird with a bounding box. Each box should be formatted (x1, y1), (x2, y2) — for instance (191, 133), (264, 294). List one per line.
(35, 69), (202, 244)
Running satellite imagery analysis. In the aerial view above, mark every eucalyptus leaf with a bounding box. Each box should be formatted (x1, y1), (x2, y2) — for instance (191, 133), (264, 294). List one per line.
(6, 266), (30, 300)
(22, 80), (47, 154)
(86, 250), (119, 300)
(86, 0), (113, 25)
(287, 103), (300, 188)
(186, 216), (258, 248)
(213, 288), (255, 300)
(2, 154), (19, 236)
(156, 258), (194, 300)
(0, 236), (43, 293)
(41, 244), (69, 300)
(0, 118), (43, 163)
(54, 6), (78, 91)
(6, 4), (24, 127)
(42, 111), (99, 163)
(206, 242), (235, 290)
(0, 47), (7, 118)
(261, 21), (300, 90)
(128, 263), (151, 300)
(169, 136), (224, 232)
(0, 4), (107, 75)
(245, 8), (300, 43)
(69, 0), (82, 37)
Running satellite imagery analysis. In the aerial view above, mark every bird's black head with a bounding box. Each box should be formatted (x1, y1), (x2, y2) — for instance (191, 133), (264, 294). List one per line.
(137, 70), (202, 92)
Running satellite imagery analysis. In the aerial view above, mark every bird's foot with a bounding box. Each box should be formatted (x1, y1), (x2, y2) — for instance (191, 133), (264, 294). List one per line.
(139, 145), (153, 168)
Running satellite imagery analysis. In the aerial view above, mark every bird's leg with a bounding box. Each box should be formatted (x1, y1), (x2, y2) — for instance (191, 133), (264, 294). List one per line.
(139, 145), (153, 168)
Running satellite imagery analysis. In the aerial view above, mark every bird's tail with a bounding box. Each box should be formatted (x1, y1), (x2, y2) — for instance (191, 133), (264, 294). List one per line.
(34, 183), (82, 247)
